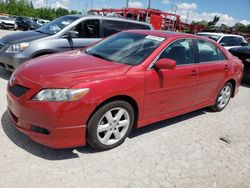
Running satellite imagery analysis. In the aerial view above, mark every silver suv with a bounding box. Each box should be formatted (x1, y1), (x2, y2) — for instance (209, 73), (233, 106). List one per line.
(0, 15), (152, 71)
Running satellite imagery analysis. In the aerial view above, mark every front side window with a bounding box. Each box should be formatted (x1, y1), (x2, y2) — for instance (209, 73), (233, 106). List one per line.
(72, 19), (100, 38)
(159, 39), (195, 65)
(86, 32), (165, 65)
(197, 40), (227, 62)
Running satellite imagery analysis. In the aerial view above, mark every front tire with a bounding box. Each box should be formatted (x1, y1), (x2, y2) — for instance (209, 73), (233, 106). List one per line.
(210, 82), (233, 112)
(87, 100), (135, 151)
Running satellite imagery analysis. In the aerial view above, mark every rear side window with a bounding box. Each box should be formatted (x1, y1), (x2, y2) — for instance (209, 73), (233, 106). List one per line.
(127, 22), (151, 30)
(197, 40), (227, 62)
(102, 20), (151, 37)
(159, 39), (195, 66)
(220, 36), (243, 46)
(102, 20), (126, 37)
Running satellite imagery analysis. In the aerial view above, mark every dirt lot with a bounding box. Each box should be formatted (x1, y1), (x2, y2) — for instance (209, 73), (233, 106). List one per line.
(0, 29), (250, 188)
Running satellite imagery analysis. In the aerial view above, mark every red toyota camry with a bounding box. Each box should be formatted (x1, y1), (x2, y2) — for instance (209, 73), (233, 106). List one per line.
(7, 30), (243, 151)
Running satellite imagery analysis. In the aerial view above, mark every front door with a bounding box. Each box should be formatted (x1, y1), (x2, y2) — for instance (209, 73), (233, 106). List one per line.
(58, 19), (101, 51)
(144, 38), (199, 118)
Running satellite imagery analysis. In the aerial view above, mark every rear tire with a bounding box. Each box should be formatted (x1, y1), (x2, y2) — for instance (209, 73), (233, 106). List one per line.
(87, 100), (134, 151)
(210, 82), (233, 112)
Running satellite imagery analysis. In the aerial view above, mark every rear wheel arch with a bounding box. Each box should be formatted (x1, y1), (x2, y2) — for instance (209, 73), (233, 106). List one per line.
(226, 79), (236, 97)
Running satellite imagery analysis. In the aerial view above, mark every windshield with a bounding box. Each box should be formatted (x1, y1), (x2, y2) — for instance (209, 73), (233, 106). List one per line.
(86, 32), (165, 65)
(0, 16), (12, 20)
(36, 15), (78, 35)
(197, 34), (221, 42)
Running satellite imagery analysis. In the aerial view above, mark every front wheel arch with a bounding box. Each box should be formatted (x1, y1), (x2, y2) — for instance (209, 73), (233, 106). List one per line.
(87, 95), (139, 130)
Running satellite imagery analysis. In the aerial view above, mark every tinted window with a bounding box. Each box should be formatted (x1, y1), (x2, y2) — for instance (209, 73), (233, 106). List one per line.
(73, 19), (100, 38)
(103, 20), (126, 37)
(127, 23), (151, 30)
(228, 37), (243, 46)
(218, 49), (227, 61)
(159, 39), (194, 65)
(220, 36), (243, 46)
(197, 40), (227, 62)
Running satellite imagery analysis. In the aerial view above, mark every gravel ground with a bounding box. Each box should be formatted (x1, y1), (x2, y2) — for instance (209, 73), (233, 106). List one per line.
(0, 29), (250, 188)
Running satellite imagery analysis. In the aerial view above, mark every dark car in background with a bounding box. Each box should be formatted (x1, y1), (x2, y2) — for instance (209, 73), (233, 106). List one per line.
(229, 43), (250, 82)
(15, 16), (40, 31)
(0, 15), (152, 71)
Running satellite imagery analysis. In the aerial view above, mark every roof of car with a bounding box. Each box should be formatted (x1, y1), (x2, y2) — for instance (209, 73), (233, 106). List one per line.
(197, 32), (244, 38)
(125, 30), (203, 39)
(67, 14), (152, 26)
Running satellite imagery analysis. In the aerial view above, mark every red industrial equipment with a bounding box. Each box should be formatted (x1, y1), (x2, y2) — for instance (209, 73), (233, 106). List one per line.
(89, 8), (206, 33)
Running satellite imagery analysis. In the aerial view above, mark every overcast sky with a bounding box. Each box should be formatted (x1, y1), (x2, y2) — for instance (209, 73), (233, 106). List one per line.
(32, 0), (250, 26)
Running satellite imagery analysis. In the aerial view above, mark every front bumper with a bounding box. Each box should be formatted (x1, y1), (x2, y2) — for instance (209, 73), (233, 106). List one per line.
(6, 90), (89, 149)
(0, 48), (29, 71)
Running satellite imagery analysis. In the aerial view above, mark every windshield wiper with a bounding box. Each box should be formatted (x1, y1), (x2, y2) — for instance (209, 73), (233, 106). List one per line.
(86, 51), (113, 62)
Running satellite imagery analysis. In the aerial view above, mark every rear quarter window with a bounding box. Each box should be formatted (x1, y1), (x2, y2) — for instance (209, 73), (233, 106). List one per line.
(197, 40), (227, 62)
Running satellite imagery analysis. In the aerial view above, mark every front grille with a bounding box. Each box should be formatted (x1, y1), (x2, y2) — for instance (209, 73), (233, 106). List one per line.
(8, 84), (29, 97)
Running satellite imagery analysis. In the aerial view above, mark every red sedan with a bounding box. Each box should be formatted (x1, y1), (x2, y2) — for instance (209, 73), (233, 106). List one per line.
(7, 30), (243, 151)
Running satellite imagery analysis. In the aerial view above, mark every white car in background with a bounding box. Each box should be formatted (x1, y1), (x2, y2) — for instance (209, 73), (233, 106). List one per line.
(37, 19), (50, 26)
(197, 32), (247, 50)
(0, 16), (17, 30)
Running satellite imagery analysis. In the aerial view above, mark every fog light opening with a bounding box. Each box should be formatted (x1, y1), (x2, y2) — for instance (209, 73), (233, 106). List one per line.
(31, 125), (50, 135)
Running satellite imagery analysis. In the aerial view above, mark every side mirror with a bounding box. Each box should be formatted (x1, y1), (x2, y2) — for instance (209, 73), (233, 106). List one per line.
(241, 41), (247, 46)
(219, 42), (226, 46)
(154, 58), (176, 70)
(67, 30), (79, 38)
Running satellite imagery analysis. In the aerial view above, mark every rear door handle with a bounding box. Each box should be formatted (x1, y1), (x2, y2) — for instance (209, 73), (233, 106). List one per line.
(225, 65), (229, 71)
(190, 70), (199, 77)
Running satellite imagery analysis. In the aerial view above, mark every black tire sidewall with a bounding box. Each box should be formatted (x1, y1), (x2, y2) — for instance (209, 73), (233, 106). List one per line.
(87, 100), (135, 151)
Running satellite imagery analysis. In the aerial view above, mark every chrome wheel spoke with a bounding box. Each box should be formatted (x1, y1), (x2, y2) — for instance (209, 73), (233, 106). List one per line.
(105, 111), (114, 123)
(218, 85), (231, 109)
(117, 120), (129, 128)
(113, 130), (122, 140)
(218, 96), (223, 103)
(97, 123), (110, 133)
(97, 107), (130, 146)
(115, 109), (125, 121)
(102, 130), (112, 144)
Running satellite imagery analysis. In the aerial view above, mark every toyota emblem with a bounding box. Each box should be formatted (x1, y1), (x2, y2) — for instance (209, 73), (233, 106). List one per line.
(9, 75), (15, 86)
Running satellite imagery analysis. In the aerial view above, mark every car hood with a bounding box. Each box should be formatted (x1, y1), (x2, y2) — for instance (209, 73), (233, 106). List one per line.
(15, 50), (132, 88)
(0, 30), (48, 44)
(1, 20), (15, 24)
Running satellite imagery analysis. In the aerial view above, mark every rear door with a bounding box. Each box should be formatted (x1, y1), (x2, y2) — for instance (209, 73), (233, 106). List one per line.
(194, 39), (229, 104)
(144, 38), (199, 118)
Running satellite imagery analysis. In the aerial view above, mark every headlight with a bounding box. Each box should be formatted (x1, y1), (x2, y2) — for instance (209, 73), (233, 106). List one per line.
(6, 42), (30, 53)
(32, 88), (90, 101)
